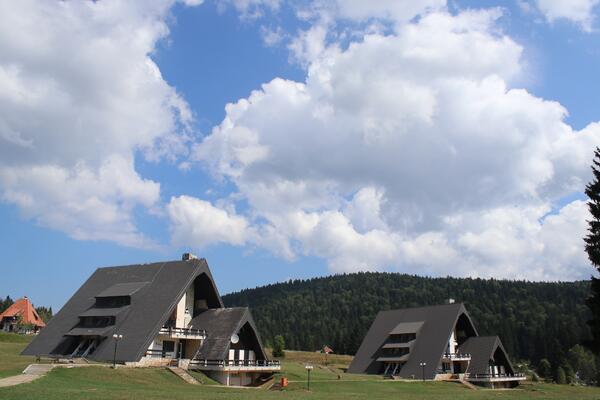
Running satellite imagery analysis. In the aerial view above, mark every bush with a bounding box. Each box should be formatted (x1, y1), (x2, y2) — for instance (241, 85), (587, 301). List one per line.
(564, 364), (576, 384)
(568, 344), (597, 385)
(555, 366), (567, 385)
(538, 359), (552, 380)
(272, 335), (285, 358)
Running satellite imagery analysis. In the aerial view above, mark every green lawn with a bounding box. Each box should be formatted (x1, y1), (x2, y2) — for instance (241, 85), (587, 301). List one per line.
(2, 333), (600, 400)
(0, 332), (36, 378)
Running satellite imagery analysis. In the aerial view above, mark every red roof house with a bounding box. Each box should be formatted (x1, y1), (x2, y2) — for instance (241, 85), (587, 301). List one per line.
(0, 297), (45, 333)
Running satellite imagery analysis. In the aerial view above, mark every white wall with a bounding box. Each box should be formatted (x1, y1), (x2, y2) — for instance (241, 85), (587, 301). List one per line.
(447, 331), (457, 354)
(175, 282), (194, 327)
(147, 337), (179, 359)
(208, 371), (254, 386)
(184, 284), (194, 326)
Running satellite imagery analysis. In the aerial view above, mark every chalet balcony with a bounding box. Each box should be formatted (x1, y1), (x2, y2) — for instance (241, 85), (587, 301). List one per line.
(442, 352), (471, 361)
(158, 326), (206, 340)
(188, 359), (281, 372)
(466, 372), (526, 382)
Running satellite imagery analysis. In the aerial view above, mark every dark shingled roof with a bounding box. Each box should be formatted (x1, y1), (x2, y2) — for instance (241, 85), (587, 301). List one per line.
(348, 303), (477, 379)
(390, 321), (424, 335)
(459, 336), (514, 375)
(22, 258), (223, 362)
(95, 282), (149, 298)
(66, 327), (113, 337)
(189, 307), (266, 360)
(78, 307), (129, 317)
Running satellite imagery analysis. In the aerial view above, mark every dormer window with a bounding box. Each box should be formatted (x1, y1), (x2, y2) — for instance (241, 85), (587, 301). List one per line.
(95, 296), (130, 308)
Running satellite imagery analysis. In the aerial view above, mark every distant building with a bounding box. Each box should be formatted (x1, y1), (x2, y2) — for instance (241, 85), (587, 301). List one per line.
(348, 303), (525, 388)
(0, 297), (46, 333)
(22, 255), (279, 386)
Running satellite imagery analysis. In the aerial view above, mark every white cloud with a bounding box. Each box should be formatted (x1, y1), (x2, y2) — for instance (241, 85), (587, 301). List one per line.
(188, 8), (600, 280)
(0, 0), (196, 246)
(288, 24), (330, 66)
(261, 25), (286, 47)
(332, 0), (445, 23)
(535, 0), (600, 31)
(167, 195), (250, 248)
(0, 155), (160, 248)
(218, 0), (281, 19)
(287, 0), (447, 66)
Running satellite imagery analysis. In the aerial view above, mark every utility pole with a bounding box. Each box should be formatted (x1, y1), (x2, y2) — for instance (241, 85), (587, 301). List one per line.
(112, 334), (123, 368)
(305, 364), (313, 391)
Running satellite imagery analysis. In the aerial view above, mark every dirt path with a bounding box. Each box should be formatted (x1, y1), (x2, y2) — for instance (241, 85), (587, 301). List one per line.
(0, 364), (55, 387)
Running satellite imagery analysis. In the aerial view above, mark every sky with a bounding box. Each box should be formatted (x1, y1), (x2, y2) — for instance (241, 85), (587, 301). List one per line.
(1, 0), (600, 310)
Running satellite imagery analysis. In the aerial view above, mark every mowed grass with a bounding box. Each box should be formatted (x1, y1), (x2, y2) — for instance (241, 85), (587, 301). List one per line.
(0, 332), (36, 378)
(2, 333), (600, 399)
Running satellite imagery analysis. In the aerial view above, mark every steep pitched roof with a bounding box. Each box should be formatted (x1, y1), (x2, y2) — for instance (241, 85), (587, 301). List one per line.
(0, 297), (45, 327)
(459, 336), (514, 375)
(22, 258), (222, 362)
(96, 282), (148, 297)
(189, 307), (266, 360)
(348, 303), (477, 379)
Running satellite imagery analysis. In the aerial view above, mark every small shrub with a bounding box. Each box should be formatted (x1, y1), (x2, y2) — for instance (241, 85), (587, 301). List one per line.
(272, 335), (286, 358)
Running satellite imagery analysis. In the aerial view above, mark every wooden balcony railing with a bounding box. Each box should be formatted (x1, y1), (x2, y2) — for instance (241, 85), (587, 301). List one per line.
(158, 326), (206, 338)
(466, 372), (526, 381)
(442, 352), (471, 360)
(188, 359), (281, 370)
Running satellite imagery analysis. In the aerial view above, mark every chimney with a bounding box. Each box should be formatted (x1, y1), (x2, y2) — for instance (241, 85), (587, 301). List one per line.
(182, 253), (198, 261)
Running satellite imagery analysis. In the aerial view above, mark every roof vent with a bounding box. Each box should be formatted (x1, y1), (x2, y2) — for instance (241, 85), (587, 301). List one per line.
(182, 253), (198, 261)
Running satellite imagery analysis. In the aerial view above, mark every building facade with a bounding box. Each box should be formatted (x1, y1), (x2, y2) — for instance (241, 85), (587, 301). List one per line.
(0, 297), (45, 333)
(22, 255), (279, 386)
(348, 302), (525, 388)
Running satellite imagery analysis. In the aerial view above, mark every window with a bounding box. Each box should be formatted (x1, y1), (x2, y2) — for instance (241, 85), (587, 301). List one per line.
(95, 296), (130, 308)
(383, 347), (409, 357)
(78, 316), (115, 328)
(387, 333), (416, 343)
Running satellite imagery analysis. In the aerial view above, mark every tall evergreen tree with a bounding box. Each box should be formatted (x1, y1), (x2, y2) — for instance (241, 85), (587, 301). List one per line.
(35, 306), (53, 324)
(0, 296), (13, 313)
(585, 148), (600, 353)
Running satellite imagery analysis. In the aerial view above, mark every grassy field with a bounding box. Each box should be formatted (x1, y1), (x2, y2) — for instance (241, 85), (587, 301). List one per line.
(0, 332), (36, 379)
(2, 333), (600, 399)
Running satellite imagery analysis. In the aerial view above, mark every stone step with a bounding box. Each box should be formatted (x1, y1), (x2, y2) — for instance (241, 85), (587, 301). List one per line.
(458, 379), (478, 390)
(22, 364), (55, 376)
(167, 366), (201, 385)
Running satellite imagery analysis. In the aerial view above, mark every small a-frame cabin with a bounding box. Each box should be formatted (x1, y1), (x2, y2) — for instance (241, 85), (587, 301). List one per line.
(0, 297), (46, 333)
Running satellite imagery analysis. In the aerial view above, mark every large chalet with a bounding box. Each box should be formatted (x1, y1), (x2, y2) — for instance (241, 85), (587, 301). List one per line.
(22, 254), (279, 386)
(348, 302), (525, 388)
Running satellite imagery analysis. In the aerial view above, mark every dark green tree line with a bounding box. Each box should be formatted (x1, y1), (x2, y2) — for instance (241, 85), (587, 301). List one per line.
(223, 273), (590, 371)
(0, 296), (13, 313)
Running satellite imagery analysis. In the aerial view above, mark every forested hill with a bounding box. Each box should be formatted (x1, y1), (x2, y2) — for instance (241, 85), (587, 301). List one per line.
(222, 272), (591, 368)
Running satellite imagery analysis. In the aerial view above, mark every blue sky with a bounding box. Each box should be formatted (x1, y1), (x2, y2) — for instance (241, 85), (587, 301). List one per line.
(1, 0), (600, 310)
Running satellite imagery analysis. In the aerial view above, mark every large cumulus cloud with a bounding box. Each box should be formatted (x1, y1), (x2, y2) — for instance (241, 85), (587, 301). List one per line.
(0, 0), (196, 247)
(182, 8), (600, 280)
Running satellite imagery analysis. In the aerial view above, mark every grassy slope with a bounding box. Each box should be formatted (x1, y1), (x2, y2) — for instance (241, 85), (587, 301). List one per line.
(0, 332), (35, 378)
(1, 334), (600, 399)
